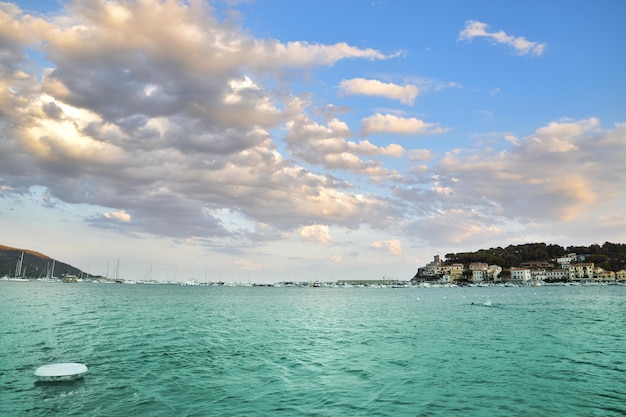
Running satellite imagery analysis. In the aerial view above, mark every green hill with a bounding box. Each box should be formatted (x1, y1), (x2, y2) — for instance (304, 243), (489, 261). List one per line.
(444, 242), (626, 271)
(0, 244), (92, 279)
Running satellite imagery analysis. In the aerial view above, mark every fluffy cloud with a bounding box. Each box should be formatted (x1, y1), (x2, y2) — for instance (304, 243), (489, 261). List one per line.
(298, 224), (333, 244)
(339, 78), (419, 105)
(406, 208), (504, 247)
(104, 210), (131, 222)
(0, 0), (624, 260)
(391, 118), (626, 247)
(284, 117), (405, 179)
(359, 113), (448, 137)
(459, 20), (546, 57)
(0, 0), (400, 243)
(434, 118), (625, 223)
(330, 254), (342, 264)
(408, 149), (434, 161)
(370, 239), (403, 255)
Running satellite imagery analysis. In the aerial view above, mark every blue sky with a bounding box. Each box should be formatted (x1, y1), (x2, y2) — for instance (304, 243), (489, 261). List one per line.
(1, 0), (625, 282)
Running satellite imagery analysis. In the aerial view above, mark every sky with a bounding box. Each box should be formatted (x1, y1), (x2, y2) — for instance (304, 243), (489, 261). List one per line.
(1, 0), (625, 283)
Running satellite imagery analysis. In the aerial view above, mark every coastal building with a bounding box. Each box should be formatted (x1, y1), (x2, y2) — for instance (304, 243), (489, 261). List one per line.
(469, 262), (488, 271)
(569, 263), (595, 283)
(520, 261), (552, 269)
(530, 269), (547, 282)
(556, 253), (578, 268)
(444, 263), (464, 276)
(472, 269), (486, 283)
(487, 265), (502, 281)
(412, 252), (624, 285)
(470, 262), (488, 283)
(469, 264), (502, 283)
(594, 268), (615, 283)
(510, 267), (532, 283)
(418, 255), (442, 278)
(417, 255), (464, 279)
(545, 269), (569, 281)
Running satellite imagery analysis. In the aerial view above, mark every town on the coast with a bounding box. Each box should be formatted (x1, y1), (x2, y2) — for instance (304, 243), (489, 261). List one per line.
(408, 253), (626, 287)
(1, 242), (625, 287)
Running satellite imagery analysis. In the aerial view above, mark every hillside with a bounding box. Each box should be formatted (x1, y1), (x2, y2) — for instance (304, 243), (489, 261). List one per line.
(443, 242), (626, 271)
(0, 245), (91, 279)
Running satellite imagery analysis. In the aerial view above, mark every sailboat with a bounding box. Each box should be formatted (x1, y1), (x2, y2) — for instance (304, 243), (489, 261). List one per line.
(9, 252), (30, 282)
(38, 260), (59, 283)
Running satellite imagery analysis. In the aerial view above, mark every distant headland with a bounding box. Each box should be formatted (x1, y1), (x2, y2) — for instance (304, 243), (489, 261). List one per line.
(1, 242), (625, 287)
(411, 242), (626, 286)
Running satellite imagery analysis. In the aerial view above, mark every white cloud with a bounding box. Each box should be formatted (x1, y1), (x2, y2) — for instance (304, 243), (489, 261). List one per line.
(284, 117), (405, 178)
(339, 78), (419, 105)
(434, 118), (624, 224)
(407, 208), (503, 246)
(330, 254), (342, 264)
(298, 224), (333, 244)
(459, 20), (546, 57)
(0, 0), (407, 241)
(359, 113), (448, 136)
(104, 210), (131, 222)
(407, 149), (433, 161)
(504, 134), (520, 146)
(370, 239), (403, 255)
(0, 1), (624, 282)
(234, 259), (264, 271)
(524, 117), (598, 153)
(388, 118), (626, 250)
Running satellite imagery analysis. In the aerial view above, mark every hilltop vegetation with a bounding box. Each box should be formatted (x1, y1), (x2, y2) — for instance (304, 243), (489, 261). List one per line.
(0, 245), (88, 278)
(444, 242), (626, 271)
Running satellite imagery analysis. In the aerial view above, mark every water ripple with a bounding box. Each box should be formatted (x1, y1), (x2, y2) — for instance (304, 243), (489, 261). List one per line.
(1, 283), (626, 416)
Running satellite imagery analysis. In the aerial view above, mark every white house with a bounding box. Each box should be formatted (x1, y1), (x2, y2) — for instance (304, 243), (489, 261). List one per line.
(510, 267), (532, 282)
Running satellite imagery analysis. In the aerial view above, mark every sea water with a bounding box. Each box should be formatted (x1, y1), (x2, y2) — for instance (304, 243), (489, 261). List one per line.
(1, 282), (625, 416)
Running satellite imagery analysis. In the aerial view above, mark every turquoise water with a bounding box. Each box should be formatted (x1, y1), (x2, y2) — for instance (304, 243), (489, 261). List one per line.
(1, 282), (625, 416)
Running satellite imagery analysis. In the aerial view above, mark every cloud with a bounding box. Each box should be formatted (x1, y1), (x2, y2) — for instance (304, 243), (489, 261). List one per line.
(459, 20), (546, 57)
(391, 118), (626, 248)
(0, 0), (403, 243)
(339, 78), (419, 105)
(370, 239), (403, 255)
(330, 254), (342, 264)
(234, 259), (264, 271)
(298, 224), (333, 244)
(504, 134), (520, 146)
(40, 190), (56, 208)
(0, 1), (624, 261)
(267, 41), (400, 67)
(359, 113), (448, 137)
(407, 149), (433, 161)
(434, 118), (624, 223)
(284, 117), (405, 180)
(104, 210), (131, 222)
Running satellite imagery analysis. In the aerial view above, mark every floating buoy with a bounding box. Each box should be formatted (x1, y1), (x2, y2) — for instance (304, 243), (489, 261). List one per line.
(35, 363), (88, 381)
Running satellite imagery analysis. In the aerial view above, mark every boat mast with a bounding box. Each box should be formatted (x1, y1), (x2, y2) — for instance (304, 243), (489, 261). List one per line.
(16, 252), (24, 277)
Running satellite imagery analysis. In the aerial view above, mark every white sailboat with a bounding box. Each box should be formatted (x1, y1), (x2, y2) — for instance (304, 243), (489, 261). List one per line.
(38, 259), (59, 283)
(9, 252), (30, 282)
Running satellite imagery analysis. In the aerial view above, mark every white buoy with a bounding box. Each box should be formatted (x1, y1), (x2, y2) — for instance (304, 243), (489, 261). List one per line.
(35, 363), (88, 381)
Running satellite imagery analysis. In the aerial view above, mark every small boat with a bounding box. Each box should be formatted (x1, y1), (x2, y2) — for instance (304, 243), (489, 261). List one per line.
(35, 363), (88, 381)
